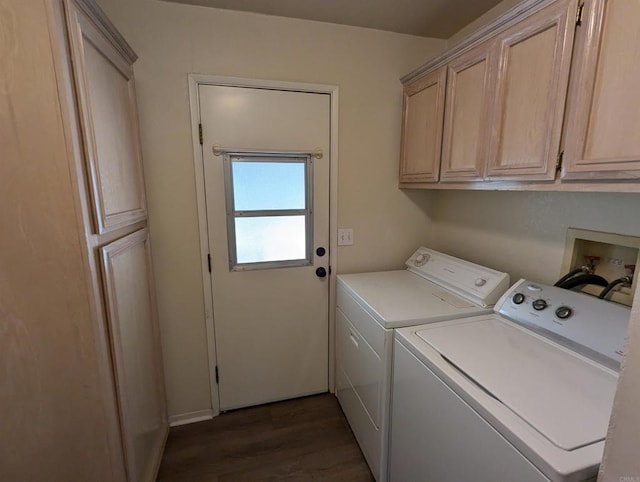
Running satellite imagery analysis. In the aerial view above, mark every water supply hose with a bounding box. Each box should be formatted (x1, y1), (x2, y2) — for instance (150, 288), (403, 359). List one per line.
(557, 273), (609, 291)
(553, 267), (589, 287)
(599, 277), (632, 300)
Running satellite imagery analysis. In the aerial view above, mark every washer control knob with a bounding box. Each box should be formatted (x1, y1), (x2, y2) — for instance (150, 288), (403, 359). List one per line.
(512, 293), (525, 305)
(555, 306), (573, 320)
(415, 253), (430, 266)
(475, 278), (487, 287)
(532, 299), (548, 311)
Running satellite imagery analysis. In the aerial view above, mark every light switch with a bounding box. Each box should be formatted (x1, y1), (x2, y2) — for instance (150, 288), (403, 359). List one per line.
(338, 228), (354, 246)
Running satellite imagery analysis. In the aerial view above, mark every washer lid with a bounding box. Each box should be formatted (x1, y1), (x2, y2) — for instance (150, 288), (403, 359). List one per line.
(416, 315), (619, 451)
(337, 271), (487, 328)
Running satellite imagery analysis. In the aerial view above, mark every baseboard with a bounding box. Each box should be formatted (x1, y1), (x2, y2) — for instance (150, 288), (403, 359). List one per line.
(169, 409), (214, 427)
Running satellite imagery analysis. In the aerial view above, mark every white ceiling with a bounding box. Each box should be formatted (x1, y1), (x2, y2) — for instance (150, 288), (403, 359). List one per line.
(161, 0), (505, 38)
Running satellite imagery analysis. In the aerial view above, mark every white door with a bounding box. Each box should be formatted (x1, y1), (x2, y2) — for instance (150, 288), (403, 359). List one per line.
(199, 84), (330, 411)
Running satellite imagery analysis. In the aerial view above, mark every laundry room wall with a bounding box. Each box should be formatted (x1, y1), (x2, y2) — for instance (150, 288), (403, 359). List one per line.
(94, 0), (443, 419)
(599, 285), (640, 480)
(429, 191), (640, 284)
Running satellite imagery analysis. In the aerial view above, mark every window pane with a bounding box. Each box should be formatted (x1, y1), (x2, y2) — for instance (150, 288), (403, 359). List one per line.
(232, 160), (306, 211)
(235, 216), (306, 264)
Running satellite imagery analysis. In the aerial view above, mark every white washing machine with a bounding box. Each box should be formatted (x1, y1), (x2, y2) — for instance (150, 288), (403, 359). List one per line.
(390, 279), (631, 482)
(335, 247), (510, 481)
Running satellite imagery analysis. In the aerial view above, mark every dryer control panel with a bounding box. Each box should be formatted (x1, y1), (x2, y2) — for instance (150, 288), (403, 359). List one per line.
(496, 279), (631, 370)
(406, 247), (510, 308)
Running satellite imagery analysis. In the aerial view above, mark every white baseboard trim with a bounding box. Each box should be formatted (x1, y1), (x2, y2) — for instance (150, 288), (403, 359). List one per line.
(169, 409), (214, 427)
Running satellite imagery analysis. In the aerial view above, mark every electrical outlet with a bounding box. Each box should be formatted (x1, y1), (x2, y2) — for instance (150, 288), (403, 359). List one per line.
(338, 228), (354, 246)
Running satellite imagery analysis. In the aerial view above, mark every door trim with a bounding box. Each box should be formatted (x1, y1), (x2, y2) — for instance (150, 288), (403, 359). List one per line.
(188, 74), (339, 416)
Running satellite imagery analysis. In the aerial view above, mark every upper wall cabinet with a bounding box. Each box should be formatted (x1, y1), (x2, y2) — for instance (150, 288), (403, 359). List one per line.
(485, 0), (577, 181)
(562, 0), (640, 180)
(66, 1), (147, 233)
(440, 40), (496, 182)
(399, 66), (446, 183)
(398, 0), (640, 191)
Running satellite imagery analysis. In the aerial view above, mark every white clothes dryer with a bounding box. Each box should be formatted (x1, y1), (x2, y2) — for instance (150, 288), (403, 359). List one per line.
(390, 279), (630, 482)
(335, 247), (510, 481)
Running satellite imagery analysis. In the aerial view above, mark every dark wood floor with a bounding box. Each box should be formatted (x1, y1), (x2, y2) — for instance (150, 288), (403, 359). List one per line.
(157, 393), (374, 481)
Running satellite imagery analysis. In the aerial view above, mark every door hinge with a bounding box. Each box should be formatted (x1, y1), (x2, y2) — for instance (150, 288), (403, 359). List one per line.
(198, 123), (203, 145)
(207, 253), (212, 273)
(215, 366), (219, 384)
(556, 151), (564, 172)
(576, 3), (584, 26)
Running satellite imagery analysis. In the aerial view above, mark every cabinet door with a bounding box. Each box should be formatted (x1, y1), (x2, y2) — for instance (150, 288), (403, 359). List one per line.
(440, 41), (496, 182)
(101, 229), (167, 482)
(486, 0), (577, 181)
(66, 0), (147, 233)
(563, 0), (640, 180)
(399, 66), (447, 183)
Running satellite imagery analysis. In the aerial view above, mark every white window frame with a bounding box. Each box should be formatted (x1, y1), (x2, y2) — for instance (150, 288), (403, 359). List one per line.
(223, 151), (314, 271)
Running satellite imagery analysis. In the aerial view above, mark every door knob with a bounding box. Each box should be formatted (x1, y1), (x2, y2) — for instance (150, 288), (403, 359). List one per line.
(316, 267), (327, 278)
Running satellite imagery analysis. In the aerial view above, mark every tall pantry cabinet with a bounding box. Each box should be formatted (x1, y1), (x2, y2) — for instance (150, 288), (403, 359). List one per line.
(0, 0), (167, 481)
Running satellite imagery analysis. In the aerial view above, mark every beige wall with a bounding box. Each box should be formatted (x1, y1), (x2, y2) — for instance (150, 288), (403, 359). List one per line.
(430, 190), (640, 284)
(95, 0), (442, 418)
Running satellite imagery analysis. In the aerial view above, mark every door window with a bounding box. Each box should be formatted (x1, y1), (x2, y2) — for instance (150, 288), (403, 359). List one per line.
(224, 153), (313, 270)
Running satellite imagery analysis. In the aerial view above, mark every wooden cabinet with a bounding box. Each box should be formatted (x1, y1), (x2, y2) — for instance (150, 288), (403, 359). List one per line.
(101, 230), (167, 482)
(63, 2), (169, 481)
(486, 0), (577, 180)
(399, 0), (640, 191)
(440, 40), (495, 182)
(401, 0), (578, 187)
(399, 66), (446, 183)
(0, 0), (167, 480)
(563, 0), (640, 180)
(66, 0), (147, 233)
(64, 3), (168, 479)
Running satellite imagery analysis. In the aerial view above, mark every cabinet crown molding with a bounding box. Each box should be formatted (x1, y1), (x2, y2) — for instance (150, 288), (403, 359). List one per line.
(65, 0), (138, 64)
(401, 0), (555, 85)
